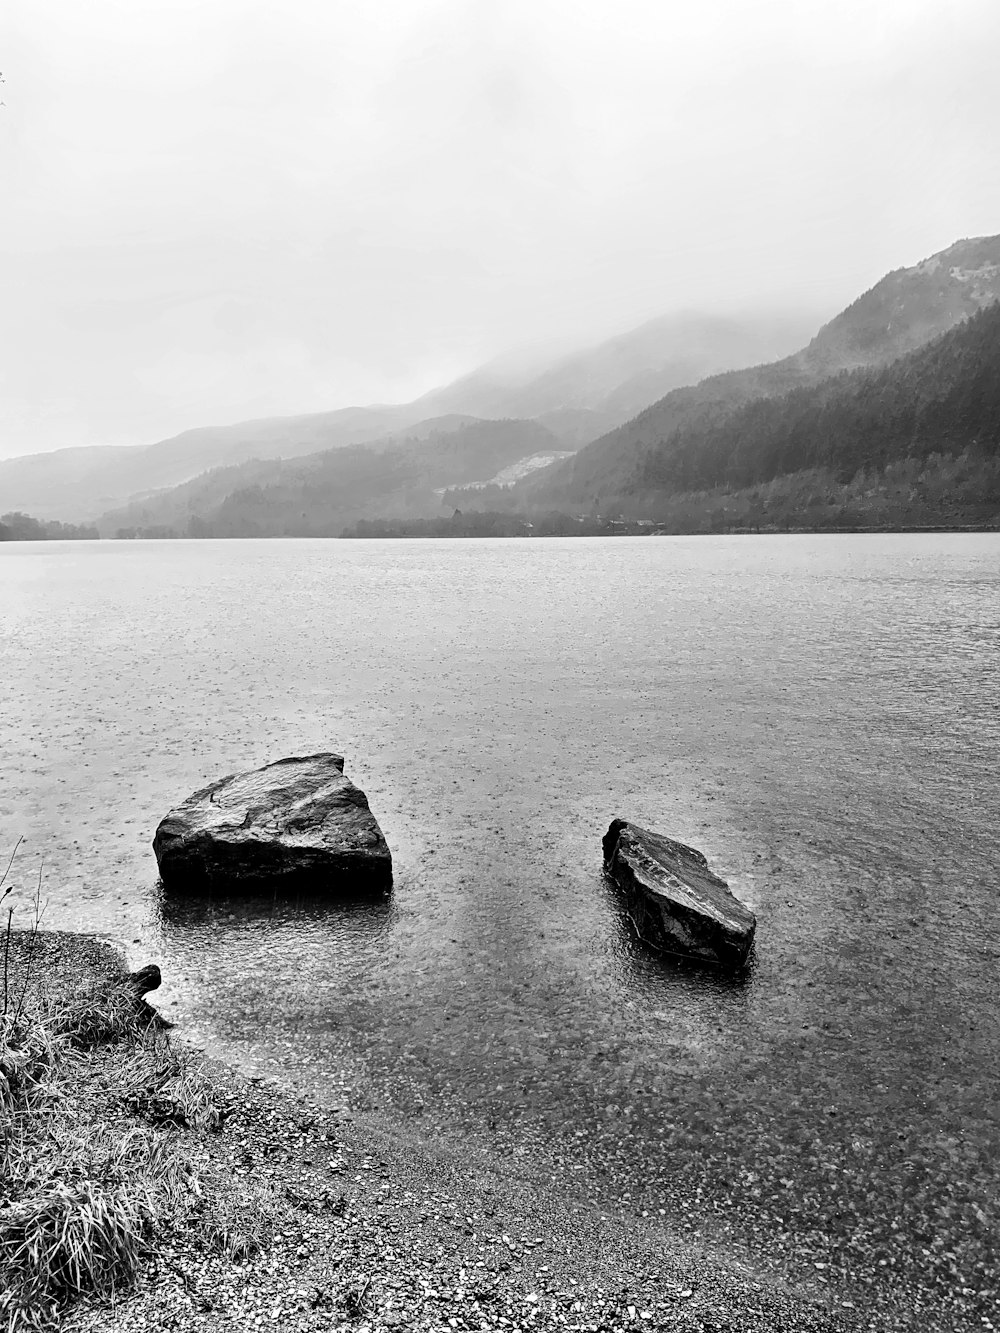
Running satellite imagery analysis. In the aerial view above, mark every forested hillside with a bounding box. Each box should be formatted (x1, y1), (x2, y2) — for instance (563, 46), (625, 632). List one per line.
(516, 234), (1000, 507)
(105, 419), (559, 538)
(15, 233), (999, 538)
(634, 302), (1000, 496)
(451, 303), (1000, 533)
(106, 302), (1000, 539)
(0, 407), (426, 521)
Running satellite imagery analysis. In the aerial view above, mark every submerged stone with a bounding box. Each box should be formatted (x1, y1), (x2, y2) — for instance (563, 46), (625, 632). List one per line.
(603, 818), (755, 969)
(153, 753), (392, 891)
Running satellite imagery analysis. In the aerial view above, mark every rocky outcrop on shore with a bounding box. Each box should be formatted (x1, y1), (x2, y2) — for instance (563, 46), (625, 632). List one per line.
(152, 753), (392, 891)
(603, 818), (756, 968)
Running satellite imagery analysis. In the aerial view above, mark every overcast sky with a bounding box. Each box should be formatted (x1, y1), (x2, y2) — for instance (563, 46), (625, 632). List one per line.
(3, 0), (999, 459)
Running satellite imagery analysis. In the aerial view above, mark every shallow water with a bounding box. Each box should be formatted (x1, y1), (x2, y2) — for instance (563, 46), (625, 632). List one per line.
(2, 534), (999, 1324)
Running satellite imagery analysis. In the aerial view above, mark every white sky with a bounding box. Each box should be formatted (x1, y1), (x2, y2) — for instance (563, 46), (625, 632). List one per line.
(3, 0), (999, 459)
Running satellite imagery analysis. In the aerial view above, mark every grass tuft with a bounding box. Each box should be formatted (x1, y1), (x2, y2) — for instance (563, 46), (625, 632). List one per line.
(0, 1012), (57, 1119)
(0, 855), (225, 1327)
(0, 1127), (200, 1326)
(202, 1177), (276, 1263)
(51, 979), (156, 1051)
(148, 1064), (224, 1132)
(118, 1033), (225, 1131)
(0, 1177), (154, 1322)
(0, 896), (247, 1328)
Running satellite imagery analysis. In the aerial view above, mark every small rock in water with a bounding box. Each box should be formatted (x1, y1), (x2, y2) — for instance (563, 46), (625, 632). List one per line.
(153, 752), (392, 891)
(602, 818), (756, 969)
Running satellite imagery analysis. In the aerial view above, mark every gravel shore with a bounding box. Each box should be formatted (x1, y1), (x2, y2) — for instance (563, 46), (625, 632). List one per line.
(0, 932), (863, 1333)
(16, 924), (995, 1333)
(64, 1058), (857, 1333)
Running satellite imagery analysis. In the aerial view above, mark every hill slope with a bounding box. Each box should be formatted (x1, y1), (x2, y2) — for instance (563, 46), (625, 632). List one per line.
(635, 301), (1000, 495)
(102, 418), (560, 538)
(0, 405), (466, 521)
(457, 302), (997, 533)
(514, 234), (1000, 507)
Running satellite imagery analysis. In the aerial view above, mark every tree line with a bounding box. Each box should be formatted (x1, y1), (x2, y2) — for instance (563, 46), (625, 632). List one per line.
(632, 303), (1000, 497)
(0, 511), (99, 541)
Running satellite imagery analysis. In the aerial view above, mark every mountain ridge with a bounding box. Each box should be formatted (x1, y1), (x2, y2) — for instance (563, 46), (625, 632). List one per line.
(511, 234), (1000, 507)
(448, 300), (1000, 534)
(5, 234), (998, 532)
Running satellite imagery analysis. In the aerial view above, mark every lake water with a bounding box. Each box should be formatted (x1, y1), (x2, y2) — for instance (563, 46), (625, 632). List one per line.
(2, 535), (998, 1327)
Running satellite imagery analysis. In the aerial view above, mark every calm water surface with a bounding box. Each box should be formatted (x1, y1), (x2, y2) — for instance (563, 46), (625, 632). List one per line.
(2, 535), (998, 1325)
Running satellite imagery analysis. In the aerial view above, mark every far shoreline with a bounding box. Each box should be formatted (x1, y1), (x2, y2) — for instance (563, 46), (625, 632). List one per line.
(3, 521), (999, 544)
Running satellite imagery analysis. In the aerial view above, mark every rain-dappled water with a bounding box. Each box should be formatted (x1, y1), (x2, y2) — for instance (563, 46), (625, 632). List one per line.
(2, 534), (998, 1325)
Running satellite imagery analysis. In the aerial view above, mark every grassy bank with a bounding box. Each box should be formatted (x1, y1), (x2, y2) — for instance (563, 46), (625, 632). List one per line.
(0, 929), (249, 1328)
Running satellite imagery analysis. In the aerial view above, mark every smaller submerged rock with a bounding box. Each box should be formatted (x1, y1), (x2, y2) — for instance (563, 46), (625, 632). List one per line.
(603, 819), (755, 969)
(154, 753), (392, 891)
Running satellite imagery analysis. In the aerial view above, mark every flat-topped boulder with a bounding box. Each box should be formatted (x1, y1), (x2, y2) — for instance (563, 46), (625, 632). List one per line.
(153, 753), (392, 891)
(603, 819), (755, 969)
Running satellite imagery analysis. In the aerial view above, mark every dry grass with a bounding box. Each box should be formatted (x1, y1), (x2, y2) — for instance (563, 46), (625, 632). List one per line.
(0, 1011), (57, 1119)
(201, 1175), (277, 1263)
(50, 979), (158, 1052)
(0, 1125), (204, 1325)
(120, 1035), (225, 1132)
(140, 1064), (224, 1133)
(0, 1047), (204, 1331)
(0, 1179), (154, 1325)
(0, 1123), (201, 1327)
(0, 843), (246, 1328)
(0, 905), (223, 1329)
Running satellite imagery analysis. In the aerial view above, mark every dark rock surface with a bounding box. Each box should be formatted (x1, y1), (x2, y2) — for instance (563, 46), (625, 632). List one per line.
(603, 818), (756, 968)
(153, 753), (392, 891)
(128, 963), (162, 995)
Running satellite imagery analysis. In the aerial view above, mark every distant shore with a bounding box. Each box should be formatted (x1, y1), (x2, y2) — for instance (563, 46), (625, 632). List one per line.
(3, 520), (998, 543)
(340, 521), (1000, 538)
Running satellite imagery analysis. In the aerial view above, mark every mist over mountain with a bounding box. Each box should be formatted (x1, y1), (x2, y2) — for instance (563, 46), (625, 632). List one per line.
(5, 235), (999, 538)
(411, 311), (815, 423)
(512, 235), (1000, 507)
(105, 264), (1000, 542)
(446, 293), (1000, 534)
(0, 311), (817, 521)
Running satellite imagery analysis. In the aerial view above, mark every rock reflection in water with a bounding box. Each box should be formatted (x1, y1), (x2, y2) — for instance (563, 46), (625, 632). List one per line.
(598, 866), (754, 1053)
(156, 881), (396, 1037)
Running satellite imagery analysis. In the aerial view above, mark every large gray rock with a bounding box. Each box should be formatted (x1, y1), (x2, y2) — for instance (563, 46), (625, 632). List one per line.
(603, 819), (755, 969)
(153, 753), (392, 891)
